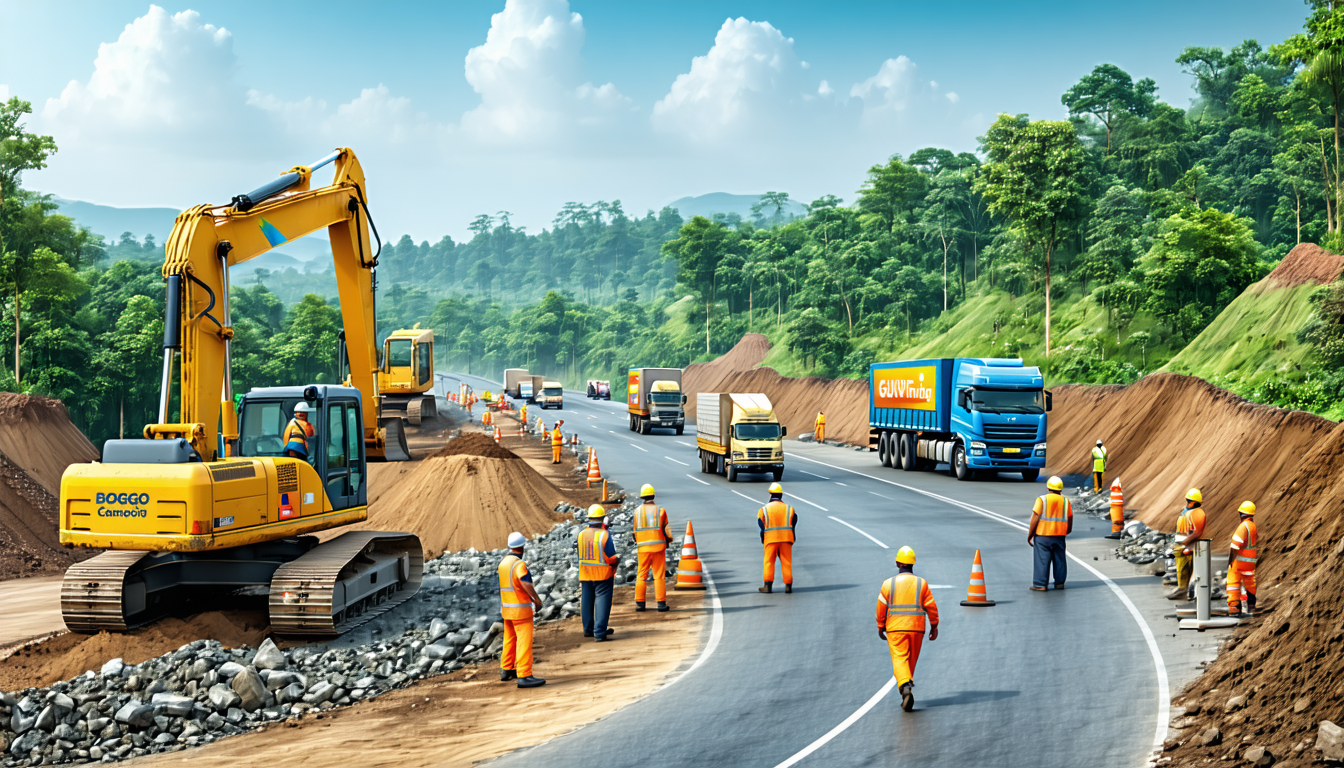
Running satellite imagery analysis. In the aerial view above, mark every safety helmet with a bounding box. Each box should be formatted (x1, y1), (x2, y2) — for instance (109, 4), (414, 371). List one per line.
(640, 483), (655, 498)
(768, 482), (784, 495)
(1185, 488), (1202, 503)
(587, 504), (607, 519)
(1096, 439), (1103, 446)
(1046, 476), (1064, 491)
(293, 401), (315, 415)
(895, 546), (916, 565)
(507, 531), (526, 549)
(1238, 500), (1256, 516)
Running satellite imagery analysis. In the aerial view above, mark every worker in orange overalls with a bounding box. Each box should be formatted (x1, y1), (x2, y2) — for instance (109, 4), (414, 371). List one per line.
(756, 482), (797, 594)
(520, 404), (528, 429)
(1167, 488), (1206, 600)
(1227, 501), (1258, 617)
(550, 422), (563, 464)
(498, 531), (546, 688)
(814, 411), (826, 443)
(877, 546), (939, 712)
(1028, 476), (1073, 590)
(633, 484), (674, 612)
(1105, 478), (1125, 539)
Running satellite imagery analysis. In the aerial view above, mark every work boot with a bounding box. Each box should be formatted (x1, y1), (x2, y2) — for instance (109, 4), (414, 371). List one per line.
(758, 582), (773, 594)
(1247, 594), (1257, 615)
(657, 601), (669, 612)
(517, 676), (546, 689)
(785, 584), (793, 594)
(1164, 587), (1187, 600)
(900, 682), (915, 712)
(500, 669), (517, 682)
(634, 601), (646, 612)
(1104, 533), (1122, 540)
(1030, 586), (1046, 592)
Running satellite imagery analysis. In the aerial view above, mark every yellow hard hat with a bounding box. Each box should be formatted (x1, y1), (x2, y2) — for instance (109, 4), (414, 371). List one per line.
(768, 482), (784, 495)
(1186, 488), (1202, 503)
(587, 504), (607, 519)
(640, 483), (655, 498)
(1046, 476), (1064, 491)
(1238, 500), (1256, 516)
(895, 546), (916, 565)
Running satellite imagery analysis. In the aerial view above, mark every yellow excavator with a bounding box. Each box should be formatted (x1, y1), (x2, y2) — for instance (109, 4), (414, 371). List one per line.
(58, 148), (421, 636)
(378, 326), (437, 425)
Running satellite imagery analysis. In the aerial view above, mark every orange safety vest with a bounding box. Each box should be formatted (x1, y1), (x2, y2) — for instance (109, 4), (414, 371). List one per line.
(578, 527), (615, 581)
(758, 500), (796, 545)
(815, 413), (825, 428)
(1177, 506), (1206, 553)
(1034, 493), (1072, 537)
(1231, 519), (1258, 564)
(551, 427), (563, 446)
(880, 574), (935, 632)
(634, 503), (668, 553)
(283, 417), (313, 453)
(497, 554), (534, 620)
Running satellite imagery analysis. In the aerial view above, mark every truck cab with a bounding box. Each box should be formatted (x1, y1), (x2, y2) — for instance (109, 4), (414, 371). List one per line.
(951, 361), (1048, 478)
(519, 380), (534, 401)
(540, 381), (564, 409)
(697, 393), (785, 482)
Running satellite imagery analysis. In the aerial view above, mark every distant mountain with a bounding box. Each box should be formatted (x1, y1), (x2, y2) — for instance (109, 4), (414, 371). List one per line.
(667, 192), (807, 223)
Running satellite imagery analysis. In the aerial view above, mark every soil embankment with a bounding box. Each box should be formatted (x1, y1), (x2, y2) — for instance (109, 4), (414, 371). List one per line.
(0, 393), (100, 580)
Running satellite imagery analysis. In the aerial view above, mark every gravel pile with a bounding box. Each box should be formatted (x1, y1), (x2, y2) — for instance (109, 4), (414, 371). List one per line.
(1, 498), (680, 766)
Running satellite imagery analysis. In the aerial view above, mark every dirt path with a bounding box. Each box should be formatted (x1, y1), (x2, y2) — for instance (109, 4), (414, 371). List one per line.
(0, 575), (64, 649)
(139, 587), (705, 767)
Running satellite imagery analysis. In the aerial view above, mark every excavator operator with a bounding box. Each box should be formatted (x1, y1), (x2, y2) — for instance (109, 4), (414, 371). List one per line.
(284, 402), (316, 461)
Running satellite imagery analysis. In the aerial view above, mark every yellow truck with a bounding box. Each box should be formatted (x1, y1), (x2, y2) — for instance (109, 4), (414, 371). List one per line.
(538, 380), (564, 409)
(696, 393), (786, 482)
(379, 327), (436, 425)
(628, 367), (685, 434)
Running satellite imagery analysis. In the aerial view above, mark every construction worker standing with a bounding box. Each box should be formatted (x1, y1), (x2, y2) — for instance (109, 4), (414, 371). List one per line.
(814, 411), (826, 443)
(1028, 476), (1073, 591)
(577, 504), (620, 640)
(283, 402), (316, 461)
(550, 422), (563, 464)
(1227, 501), (1258, 617)
(498, 531), (546, 688)
(877, 547), (939, 712)
(520, 404), (528, 429)
(1105, 478), (1125, 539)
(1091, 439), (1108, 493)
(1167, 489), (1206, 600)
(756, 482), (797, 594)
(633, 484), (673, 613)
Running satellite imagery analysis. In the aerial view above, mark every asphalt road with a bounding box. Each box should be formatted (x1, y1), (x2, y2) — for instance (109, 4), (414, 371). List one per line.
(441, 373), (1160, 768)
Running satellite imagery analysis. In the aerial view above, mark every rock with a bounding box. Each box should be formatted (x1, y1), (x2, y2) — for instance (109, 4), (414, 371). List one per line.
(252, 638), (286, 671)
(100, 658), (125, 677)
(114, 701), (154, 728)
(265, 671), (300, 692)
(307, 682), (338, 705)
(53, 723), (79, 741)
(207, 684), (241, 712)
(204, 712), (226, 730)
(9, 710), (35, 734)
(230, 668), (268, 712)
(217, 661), (245, 680)
(86, 717), (109, 733)
(1242, 745), (1274, 766)
(1293, 697), (1312, 714)
(428, 618), (450, 642)
(1201, 727), (1223, 747)
(49, 692), (74, 716)
(225, 707), (245, 725)
(34, 704), (57, 732)
(1224, 695), (1247, 713)
(9, 729), (41, 757)
(277, 683), (306, 704)
(1317, 720), (1344, 761)
(150, 693), (194, 717)
(423, 642), (455, 661)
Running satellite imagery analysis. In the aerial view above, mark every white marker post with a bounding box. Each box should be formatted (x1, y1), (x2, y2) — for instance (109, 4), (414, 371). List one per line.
(1179, 539), (1239, 630)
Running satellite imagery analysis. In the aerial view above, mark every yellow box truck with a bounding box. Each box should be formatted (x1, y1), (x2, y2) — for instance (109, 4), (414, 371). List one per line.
(696, 393), (786, 482)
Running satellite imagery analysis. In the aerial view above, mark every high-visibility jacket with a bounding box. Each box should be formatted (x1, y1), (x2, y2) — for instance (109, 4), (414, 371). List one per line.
(634, 502), (670, 553)
(1092, 445), (1107, 472)
(578, 527), (617, 581)
(551, 427), (563, 446)
(1177, 506), (1206, 554)
(1032, 493), (1072, 537)
(283, 417), (313, 456)
(498, 554), (534, 620)
(1231, 519), (1258, 564)
(757, 500), (797, 545)
(877, 573), (939, 632)
(815, 413), (826, 429)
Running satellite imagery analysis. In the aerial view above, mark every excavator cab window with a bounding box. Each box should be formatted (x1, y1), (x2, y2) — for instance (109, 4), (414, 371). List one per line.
(386, 339), (412, 370)
(320, 399), (365, 510)
(416, 341), (431, 385)
(240, 399), (311, 461)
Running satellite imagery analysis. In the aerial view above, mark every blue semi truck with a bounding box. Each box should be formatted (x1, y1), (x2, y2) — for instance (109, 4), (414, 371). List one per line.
(868, 358), (1051, 481)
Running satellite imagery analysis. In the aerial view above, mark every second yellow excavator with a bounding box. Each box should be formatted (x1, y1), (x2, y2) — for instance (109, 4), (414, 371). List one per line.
(58, 148), (421, 636)
(378, 326), (437, 425)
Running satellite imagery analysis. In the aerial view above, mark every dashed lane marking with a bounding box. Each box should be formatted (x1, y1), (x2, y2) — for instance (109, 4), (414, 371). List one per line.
(685, 474), (710, 486)
(799, 470), (829, 480)
(786, 492), (828, 512)
(664, 456), (690, 466)
(834, 482), (849, 487)
(676, 440), (693, 448)
(826, 516), (887, 549)
(731, 490), (758, 505)
(868, 491), (893, 500)
(628, 442), (649, 453)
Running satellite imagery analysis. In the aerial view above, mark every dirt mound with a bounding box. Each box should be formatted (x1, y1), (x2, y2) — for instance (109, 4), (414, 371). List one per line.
(1259, 242), (1344, 291)
(684, 332), (770, 382)
(0, 611), (268, 691)
(430, 431), (517, 459)
(1049, 373), (1333, 543)
(0, 393), (101, 580)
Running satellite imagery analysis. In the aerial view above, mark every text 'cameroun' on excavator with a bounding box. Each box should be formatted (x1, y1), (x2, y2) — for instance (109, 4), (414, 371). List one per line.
(58, 148), (422, 637)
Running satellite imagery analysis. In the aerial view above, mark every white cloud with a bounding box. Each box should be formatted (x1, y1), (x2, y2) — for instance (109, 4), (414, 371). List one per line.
(818, 80), (834, 97)
(459, 0), (632, 145)
(851, 56), (921, 113)
(946, 92), (960, 104)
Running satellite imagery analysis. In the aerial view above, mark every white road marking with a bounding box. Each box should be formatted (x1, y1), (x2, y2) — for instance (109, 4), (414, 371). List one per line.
(826, 516), (888, 549)
(628, 442), (649, 453)
(786, 492), (828, 512)
(868, 491), (893, 500)
(664, 456), (690, 467)
(834, 482), (849, 487)
(799, 470), (829, 480)
(731, 490), (759, 505)
(685, 474), (710, 486)
(608, 430), (617, 434)
(676, 440), (693, 448)
(928, 584), (955, 589)
(773, 679), (896, 768)
(652, 560), (722, 694)
(788, 451), (1172, 755)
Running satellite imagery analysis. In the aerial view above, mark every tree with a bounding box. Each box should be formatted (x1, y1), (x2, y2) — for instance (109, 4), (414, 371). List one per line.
(1061, 64), (1158, 154)
(1126, 330), (1152, 369)
(1275, 4), (1344, 238)
(0, 98), (57, 205)
(856, 157), (925, 234)
(750, 192), (792, 228)
(1139, 207), (1261, 339)
(662, 216), (741, 352)
(921, 172), (969, 310)
(976, 115), (1088, 354)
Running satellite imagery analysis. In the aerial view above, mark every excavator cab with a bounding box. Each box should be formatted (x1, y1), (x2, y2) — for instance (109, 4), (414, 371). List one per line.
(239, 385), (367, 511)
(378, 327), (437, 425)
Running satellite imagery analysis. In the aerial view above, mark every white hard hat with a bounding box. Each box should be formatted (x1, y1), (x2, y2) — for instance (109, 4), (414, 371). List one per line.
(294, 402), (315, 414)
(1096, 439), (1103, 445)
(507, 531), (526, 549)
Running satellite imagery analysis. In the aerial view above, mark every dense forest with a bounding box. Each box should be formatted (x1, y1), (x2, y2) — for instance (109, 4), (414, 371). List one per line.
(5, 0), (1344, 443)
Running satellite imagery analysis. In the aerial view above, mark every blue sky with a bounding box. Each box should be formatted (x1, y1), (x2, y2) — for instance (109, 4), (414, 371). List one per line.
(0, 0), (1307, 241)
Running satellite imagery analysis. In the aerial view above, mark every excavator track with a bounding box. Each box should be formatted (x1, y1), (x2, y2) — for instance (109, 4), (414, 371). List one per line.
(381, 417), (412, 462)
(406, 397), (423, 426)
(268, 531), (423, 637)
(60, 550), (154, 633)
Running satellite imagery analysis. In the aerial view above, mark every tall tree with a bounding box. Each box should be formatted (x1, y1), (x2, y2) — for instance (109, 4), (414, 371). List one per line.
(0, 98), (57, 205)
(856, 157), (926, 234)
(1275, 2), (1344, 237)
(1061, 64), (1158, 154)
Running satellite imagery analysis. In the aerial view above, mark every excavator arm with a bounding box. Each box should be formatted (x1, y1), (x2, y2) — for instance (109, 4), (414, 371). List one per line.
(155, 148), (397, 461)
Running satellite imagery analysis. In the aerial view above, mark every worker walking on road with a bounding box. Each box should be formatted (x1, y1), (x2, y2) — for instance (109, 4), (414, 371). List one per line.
(1091, 439), (1108, 493)
(1028, 476), (1073, 591)
(498, 532), (546, 688)
(876, 546), (939, 712)
(814, 411), (826, 443)
(1167, 489), (1206, 600)
(1227, 501), (1259, 617)
(283, 402), (316, 461)
(756, 482), (797, 594)
(551, 422), (563, 464)
(633, 484), (674, 613)
(577, 505), (620, 640)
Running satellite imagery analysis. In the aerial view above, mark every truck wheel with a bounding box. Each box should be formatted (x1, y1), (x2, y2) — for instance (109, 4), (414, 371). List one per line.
(953, 445), (973, 481)
(639, 419), (651, 435)
(1021, 469), (1040, 482)
(773, 468), (784, 481)
(675, 425), (684, 436)
(878, 433), (892, 467)
(727, 465), (738, 482)
(898, 433), (915, 471)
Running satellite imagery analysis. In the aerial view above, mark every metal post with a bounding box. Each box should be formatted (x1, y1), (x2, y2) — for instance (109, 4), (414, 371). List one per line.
(1180, 538), (1239, 630)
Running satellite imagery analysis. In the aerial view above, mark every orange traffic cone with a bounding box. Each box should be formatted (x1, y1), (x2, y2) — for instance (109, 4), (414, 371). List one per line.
(493, 425), (502, 442)
(959, 549), (996, 607)
(586, 447), (602, 487)
(675, 521), (705, 590)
